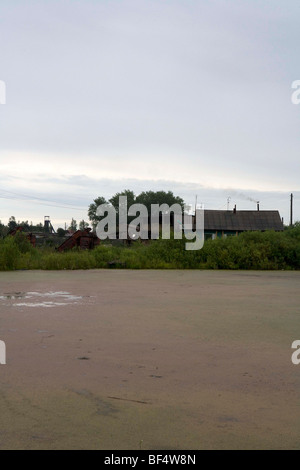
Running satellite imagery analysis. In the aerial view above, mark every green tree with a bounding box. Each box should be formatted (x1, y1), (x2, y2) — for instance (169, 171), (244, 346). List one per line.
(109, 189), (136, 226)
(27, 222), (44, 233)
(19, 220), (30, 231)
(135, 190), (185, 213)
(8, 216), (17, 231)
(109, 189), (136, 213)
(57, 227), (67, 237)
(68, 218), (77, 231)
(79, 220), (89, 231)
(88, 196), (108, 228)
(88, 189), (186, 231)
(0, 220), (8, 237)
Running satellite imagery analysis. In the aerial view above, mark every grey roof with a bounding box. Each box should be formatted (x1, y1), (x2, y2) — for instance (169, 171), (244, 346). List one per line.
(203, 210), (284, 231)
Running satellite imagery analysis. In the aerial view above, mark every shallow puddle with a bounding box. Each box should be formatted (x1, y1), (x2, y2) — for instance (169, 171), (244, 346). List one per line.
(0, 291), (85, 308)
(0, 292), (26, 300)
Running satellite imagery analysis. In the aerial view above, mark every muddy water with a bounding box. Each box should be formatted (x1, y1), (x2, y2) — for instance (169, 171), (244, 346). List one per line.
(0, 269), (299, 449)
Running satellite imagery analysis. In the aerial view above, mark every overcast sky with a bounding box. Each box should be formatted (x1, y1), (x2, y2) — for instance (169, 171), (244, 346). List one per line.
(0, 0), (299, 228)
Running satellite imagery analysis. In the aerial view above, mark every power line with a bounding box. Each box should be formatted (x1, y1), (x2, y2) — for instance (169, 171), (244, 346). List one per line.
(0, 188), (85, 207)
(0, 191), (86, 212)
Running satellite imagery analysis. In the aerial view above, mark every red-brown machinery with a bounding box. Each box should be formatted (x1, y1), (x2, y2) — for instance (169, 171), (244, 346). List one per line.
(56, 228), (100, 252)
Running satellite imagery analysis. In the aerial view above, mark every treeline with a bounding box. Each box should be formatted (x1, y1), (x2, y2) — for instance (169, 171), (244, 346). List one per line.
(0, 217), (90, 237)
(0, 223), (299, 271)
(0, 217), (45, 237)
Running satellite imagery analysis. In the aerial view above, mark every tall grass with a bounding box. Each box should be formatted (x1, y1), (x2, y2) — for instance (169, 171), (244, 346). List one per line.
(0, 224), (299, 271)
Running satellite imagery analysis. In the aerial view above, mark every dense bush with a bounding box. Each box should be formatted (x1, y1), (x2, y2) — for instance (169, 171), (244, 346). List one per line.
(0, 224), (299, 270)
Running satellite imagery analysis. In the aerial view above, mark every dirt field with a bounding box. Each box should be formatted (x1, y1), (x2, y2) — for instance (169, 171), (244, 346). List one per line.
(0, 269), (299, 450)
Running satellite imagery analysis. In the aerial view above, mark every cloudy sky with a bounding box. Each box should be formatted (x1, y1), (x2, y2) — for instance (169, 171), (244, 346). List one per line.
(0, 0), (299, 229)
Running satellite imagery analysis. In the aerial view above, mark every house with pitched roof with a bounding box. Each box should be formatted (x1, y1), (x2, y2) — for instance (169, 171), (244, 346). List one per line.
(202, 205), (284, 239)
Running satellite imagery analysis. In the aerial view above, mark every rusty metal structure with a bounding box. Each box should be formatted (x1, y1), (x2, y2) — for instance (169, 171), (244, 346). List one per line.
(56, 228), (100, 252)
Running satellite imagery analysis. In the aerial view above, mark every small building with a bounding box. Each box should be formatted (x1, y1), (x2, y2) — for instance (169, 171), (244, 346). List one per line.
(201, 207), (284, 239)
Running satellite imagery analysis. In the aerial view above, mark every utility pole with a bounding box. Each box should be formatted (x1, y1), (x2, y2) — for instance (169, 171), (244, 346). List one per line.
(290, 193), (293, 226)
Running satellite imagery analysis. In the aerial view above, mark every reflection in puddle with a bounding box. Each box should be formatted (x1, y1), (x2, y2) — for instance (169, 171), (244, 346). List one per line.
(0, 292), (26, 300)
(0, 291), (86, 308)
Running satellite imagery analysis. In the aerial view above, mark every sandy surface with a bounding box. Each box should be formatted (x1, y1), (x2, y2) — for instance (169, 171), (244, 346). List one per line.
(0, 269), (299, 450)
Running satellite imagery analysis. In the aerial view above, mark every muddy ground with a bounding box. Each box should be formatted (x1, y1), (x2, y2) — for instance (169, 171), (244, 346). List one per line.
(0, 269), (299, 450)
